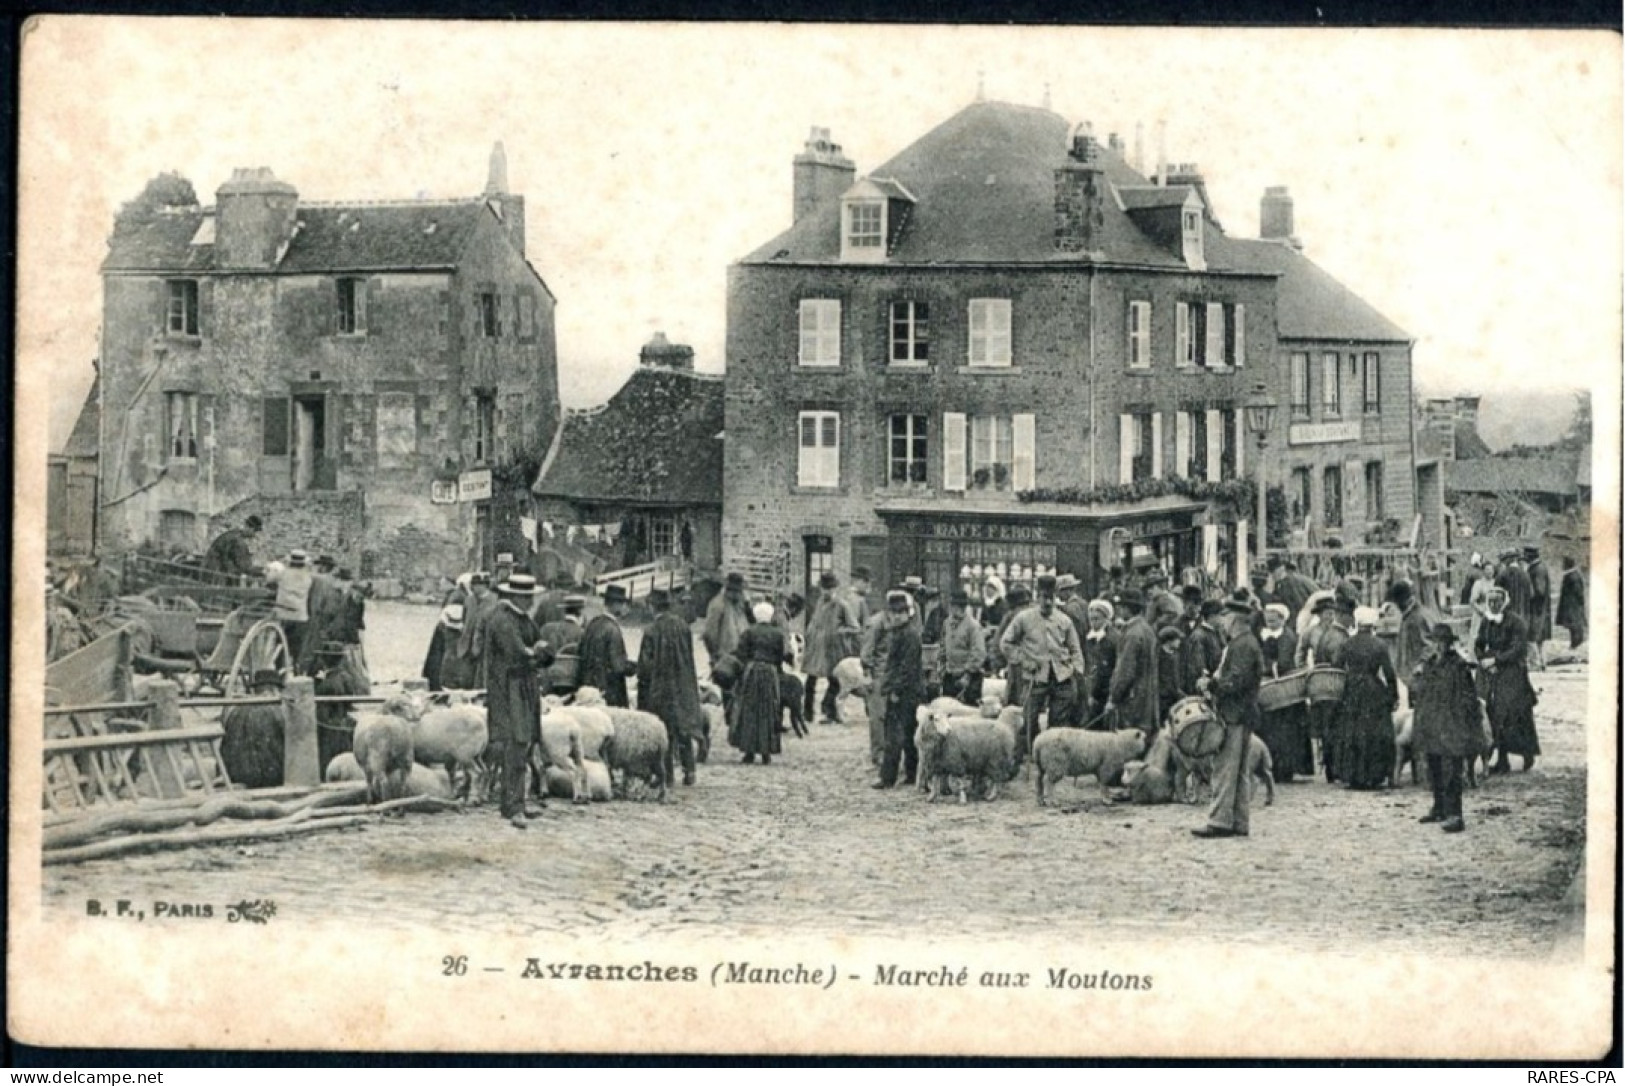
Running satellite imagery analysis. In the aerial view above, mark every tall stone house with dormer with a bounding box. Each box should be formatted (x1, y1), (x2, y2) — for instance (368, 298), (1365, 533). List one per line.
(724, 102), (1417, 600)
(96, 145), (560, 584)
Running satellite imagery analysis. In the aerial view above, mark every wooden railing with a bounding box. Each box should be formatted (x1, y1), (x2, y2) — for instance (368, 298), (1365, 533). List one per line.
(593, 555), (691, 600)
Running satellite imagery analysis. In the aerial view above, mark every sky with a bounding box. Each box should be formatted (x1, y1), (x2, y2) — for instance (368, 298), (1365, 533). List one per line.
(19, 20), (1621, 453)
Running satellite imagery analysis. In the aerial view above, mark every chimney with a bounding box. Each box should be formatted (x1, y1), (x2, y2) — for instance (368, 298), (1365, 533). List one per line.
(1133, 121), (1145, 175)
(1166, 163), (1215, 220)
(214, 168), (299, 270)
(792, 127), (856, 225)
(483, 141), (526, 256)
(1155, 120), (1167, 186)
(1107, 131), (1124, 155)
(1260, 185), (1300, 249)
(640, 331), (695, 372)
(1054, 124), (1105, 256)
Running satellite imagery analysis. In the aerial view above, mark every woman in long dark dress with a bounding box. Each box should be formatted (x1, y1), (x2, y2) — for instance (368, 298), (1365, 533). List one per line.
(729, 601), (787, 765)
(1255, 603), (1313, 782)
(1475, 587), (1540, 773)
(1335, 606), (1399, 790)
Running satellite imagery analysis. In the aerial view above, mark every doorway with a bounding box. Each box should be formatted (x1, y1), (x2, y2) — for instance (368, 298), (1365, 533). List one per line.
(293, 395), (332, 491)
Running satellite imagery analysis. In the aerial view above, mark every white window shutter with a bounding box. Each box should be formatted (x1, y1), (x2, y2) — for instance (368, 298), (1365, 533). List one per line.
(1118, 414), (1135, 484)
(943, 412), (967, 491)
(822, 414), (841, 486)
(1234, 410), (1245, 477)
(798, 301), (816, 365)
(1175, 411), (1191, 478)
(1234, 304), (1246, 367)
(1205, 303), (1224, 367)
(1175, 303), (1190, 367)
(1012, 414), (1036, 492)
(994, 301), (1012, 365)
(797, 414), (815, 487)
(1126, 303), (1137, 366)
(1202, 524), (1220, 574)
(1205, 409), (1222, 482)
(1151, 412), (1164, 479)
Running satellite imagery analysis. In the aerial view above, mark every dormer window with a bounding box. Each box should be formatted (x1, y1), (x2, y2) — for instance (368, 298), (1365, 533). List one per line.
(840, 176), (915, 264)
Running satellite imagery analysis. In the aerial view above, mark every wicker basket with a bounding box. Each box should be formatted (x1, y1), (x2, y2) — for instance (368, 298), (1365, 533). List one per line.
(1258, 669), (1310, 713)
(545, 651), (579, 692)
(1306, 666), (1348, 704)
(1169, 696), (1226, 759)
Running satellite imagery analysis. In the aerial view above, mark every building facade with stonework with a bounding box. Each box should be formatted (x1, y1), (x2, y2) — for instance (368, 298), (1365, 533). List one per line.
(724, 101), (1417, 600)
(96, 146), (559, 585)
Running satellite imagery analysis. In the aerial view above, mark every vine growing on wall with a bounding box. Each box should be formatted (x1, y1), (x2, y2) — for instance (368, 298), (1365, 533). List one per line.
(1018, 475), (1256, 511)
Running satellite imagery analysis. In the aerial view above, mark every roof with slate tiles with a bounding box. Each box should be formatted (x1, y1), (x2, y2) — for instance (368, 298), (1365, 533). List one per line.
(533, 366), (724, 507)
(1447, 455), (1582, 497)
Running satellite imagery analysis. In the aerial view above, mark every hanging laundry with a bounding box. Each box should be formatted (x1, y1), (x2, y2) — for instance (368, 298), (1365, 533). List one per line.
(520, 517), (538, 546)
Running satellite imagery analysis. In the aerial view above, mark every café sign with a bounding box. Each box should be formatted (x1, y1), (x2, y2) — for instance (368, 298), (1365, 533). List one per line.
(922, 521), (1050, 542)
(1289, 420), (1362, 446)
(457, 468), (493, 502)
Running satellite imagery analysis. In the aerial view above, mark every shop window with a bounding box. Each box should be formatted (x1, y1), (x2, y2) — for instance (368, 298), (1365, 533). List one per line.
(888, 414), (928, 484)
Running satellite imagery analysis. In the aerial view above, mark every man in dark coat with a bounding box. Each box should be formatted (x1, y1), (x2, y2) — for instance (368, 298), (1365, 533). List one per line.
(1524, 545), (1551, 669)
(1106, 588), (1159, 738)
(484, 574), (553, 829)
(456, 572), (497, 690)
(578, 584), (636, 707)
(1193, 597), (1265, 838)
(1388, 579), (1433, 696)
(1273, 560), (1318, 623)
(1143, 568), (1183, 630)
(702, 572), (752, 663)
(1411, 623), (1481, 833)
(1476, 587), (1540, 774)
(1556, 557), (1587, 649)
(1494, 551), (1534, 631)
(1180, 598), (1225, 697)
(637, 587), (702, 786)
(537, 594), (587, 695)
(874, 591), (924, 789)
(204, 514), (262, 579)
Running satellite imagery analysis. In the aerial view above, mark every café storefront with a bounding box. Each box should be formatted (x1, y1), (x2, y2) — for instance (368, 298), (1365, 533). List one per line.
(872, 497), (1232, 600)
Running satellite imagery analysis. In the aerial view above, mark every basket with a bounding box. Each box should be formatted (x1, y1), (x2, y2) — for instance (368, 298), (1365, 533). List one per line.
(1169, 696), (1226, 760)
(1258, 669), (1309, 713)
(545, 651), (579, 692)
(1306, 667), (1347, 704)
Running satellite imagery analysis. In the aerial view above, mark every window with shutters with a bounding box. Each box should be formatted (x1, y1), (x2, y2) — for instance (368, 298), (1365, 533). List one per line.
(889, 300), (929, 364)
(888, 414), (928, 484)
(166, 280), (199, 337)
(1131, 411), (1155, 482)
(1322, 352), (1341, 416)
(165, 392), (198, 461)
(336, 278), (366, 335)
(1365, 461), (1384, 520)
(1190, 410), (1209, 479)
(1290, 352), (1311, 419)
(262, 397), (291, 457)
(967, 299), (1012, 367)
(797, 410), (841, 488)
(798, 299), (841, 367)
(1204, 303), (1226, 369)
(969, 414), (1013, 488)
(942, 413), (967, 492)
(1323, 465), (1344, 528)
(1362, 352), (1382, 414)
(473, 393), (497, 462)
(479, 292), (500, 338)
(1127, 300), (1151, 369)
(1175, 303), (1193, 367)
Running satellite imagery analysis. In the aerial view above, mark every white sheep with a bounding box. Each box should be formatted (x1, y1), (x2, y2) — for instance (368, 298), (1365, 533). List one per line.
(352, 708), (416, 806)
(1174, 731), (1276, 807)
(913, 714), (1018, 804)
(981, 677), (1008, 707)
(410, 704), (488, 802)
(698, 704), (725, 763)
(829, 657), (870, 723)
(1032, 728), (1147, 807)
(1127, 728), (1178, 805)
(602, 707), (671, 802)
(538, 711), (590, 804)
(916, 703), (1024, 795)
(545, 761), (612, 801)
(325, 753), (449, 799)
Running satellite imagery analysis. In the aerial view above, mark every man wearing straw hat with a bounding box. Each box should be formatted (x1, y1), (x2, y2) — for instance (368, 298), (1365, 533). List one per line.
(486, 574), (554, 829)
(1192, 594), (1265, 838)
(1410, 622), (1481, 834)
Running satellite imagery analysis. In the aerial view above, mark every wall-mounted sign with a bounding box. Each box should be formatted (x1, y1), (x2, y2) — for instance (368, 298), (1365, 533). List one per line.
(431, 480), (458, 504)
(1289, 421), (1362, 446)
(458, 469), (493, 503)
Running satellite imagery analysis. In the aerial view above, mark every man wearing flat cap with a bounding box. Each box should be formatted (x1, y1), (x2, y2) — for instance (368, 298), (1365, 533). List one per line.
(1192, 594), (1266, 838)
(874, 590), (925, 789)
(1001, 573), (1083, 754)
(939, 588), (987, 706)
(579, 584), (638, 707)
(1410, 623), (1481, 833)
(803, 570), (863, 724)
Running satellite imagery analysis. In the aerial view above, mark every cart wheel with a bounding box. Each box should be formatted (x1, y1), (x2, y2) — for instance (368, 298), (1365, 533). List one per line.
(224, 620), (291, 696)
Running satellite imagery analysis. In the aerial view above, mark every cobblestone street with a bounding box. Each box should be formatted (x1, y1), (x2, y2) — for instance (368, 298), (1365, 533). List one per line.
(43, 603), (1590, 957)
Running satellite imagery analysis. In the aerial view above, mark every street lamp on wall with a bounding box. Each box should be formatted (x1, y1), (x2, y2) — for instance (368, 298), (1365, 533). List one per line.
(1243, 381), (1279, 572)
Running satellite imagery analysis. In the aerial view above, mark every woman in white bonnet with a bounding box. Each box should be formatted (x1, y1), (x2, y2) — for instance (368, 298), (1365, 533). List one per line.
(1334, 605), (1401, 790)
(729, 598), (789, 765)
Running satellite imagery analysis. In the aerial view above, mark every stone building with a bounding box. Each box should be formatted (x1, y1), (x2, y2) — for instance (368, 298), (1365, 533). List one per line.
(724, 101), (1417, 600)
(532, 333), (724, 583)
(95, 146), (559, 584)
